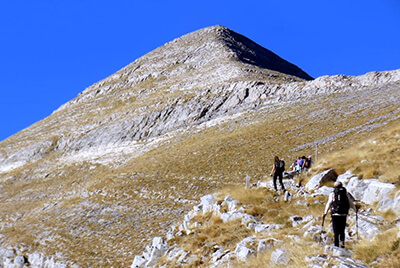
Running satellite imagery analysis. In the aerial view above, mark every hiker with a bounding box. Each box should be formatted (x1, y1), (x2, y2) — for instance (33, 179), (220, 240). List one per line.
(270, 156), (285, 192)
(295, 157), (303, 173)
(303, 155), (312, 171)
(322, 181), (357, 248)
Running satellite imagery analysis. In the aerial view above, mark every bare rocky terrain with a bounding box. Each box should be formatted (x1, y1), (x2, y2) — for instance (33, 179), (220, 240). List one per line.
(0, 25), (399, 267)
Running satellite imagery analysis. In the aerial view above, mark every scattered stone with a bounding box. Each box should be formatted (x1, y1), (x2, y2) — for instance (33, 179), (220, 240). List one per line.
(222, 195), (238, 212)
(296, 200), (309, 206)
(200, 194), (216, 213)
(254, 224), (282, 234)
(257, 238), (279, 253)
(324, 245), (352, 258)
(284, 190), (292, 202)
(235, 246), (255, 262)
(270, 248), (291, 265)
(131, 255), (146, 268)
(304, 225), (324, 242)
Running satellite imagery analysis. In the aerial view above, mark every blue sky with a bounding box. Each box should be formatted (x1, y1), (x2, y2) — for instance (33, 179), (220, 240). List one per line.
(1, 0), (399, 141)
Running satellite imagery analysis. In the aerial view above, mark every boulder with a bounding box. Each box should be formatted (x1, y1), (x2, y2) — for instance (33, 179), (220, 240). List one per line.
(348, 213), (382, 240)
(346, 177), (396, 212)
(312, 186), (333, 196)
(305, 169), (337, 191)
(337, 170), (358, 186)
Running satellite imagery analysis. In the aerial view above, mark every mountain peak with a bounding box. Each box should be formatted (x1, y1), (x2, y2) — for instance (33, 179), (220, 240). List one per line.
(168, 25), (313, 81)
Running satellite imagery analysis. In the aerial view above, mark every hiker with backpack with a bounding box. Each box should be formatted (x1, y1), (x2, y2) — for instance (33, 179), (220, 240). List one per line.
(322, 181), (357, 248)
(303, 155), (312, 171)
(270, 156), (285, 192)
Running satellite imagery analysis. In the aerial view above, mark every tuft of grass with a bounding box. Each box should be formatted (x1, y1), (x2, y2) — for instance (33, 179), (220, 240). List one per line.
(216, 185), (275, 206)
(237, 240), (329, 268)
(314, 125), (400, 187)
(353, 229), (400, 264)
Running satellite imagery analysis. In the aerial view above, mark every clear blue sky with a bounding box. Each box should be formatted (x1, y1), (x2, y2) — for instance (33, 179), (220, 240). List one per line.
(1, 0), (399, 141)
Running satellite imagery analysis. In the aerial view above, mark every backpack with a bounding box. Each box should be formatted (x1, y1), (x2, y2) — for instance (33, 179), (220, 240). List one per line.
(275, 160), (285, 173)
(332, 186), (350, 215)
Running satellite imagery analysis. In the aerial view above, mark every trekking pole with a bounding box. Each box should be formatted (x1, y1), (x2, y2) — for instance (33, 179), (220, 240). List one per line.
(356, 209), (359, 240)
(320, 214), (326, 243)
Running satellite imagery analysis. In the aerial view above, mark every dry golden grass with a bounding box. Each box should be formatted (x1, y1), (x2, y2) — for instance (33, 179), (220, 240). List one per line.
(353, 229), (400, 266)
(314, 125), (400, 186)
(237, 240), (327, 268)
(0, 82), (399, 267)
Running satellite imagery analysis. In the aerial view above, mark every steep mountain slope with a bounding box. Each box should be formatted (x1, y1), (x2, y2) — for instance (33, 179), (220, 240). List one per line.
(0, 25), (312, 172)
(0, 25), (399, 267)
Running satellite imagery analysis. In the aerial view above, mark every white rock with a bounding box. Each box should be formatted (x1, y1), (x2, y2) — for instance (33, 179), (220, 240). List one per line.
(131, 255), (146, 268)
(305, 169), (337, 191)
(349, 214), (382, 240)
(144, 237), (168, 267)
(284, 190), (292, 202)
(313, 185), (333, 196)
(166, 247), (184, 261)
(296, 200), (308, 206)
(211, 249), (225, 262)
(200, 194), (216, 213)
(257, 238), (278, 252)
(337, 171), (357, 186)
(257, 180), (272, 188)
(223, 196), (238, 212)
(14, 256), (26, 268)
(235, 246), (254, 262)
(346, 177), (396, 212)
(304, 225), (323, 241)
(220, 212), (248, 223)
(241, 214), (260, 226)
(324, 245), (352, 257)
(254, 224), (282, 234)
(270, 249), (291, 265)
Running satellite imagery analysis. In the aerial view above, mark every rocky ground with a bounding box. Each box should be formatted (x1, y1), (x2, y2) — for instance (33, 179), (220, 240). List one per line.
(131, 169), (400, 268)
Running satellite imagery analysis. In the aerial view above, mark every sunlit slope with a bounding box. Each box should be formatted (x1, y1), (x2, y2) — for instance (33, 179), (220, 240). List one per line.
(0, 78), (399, 266)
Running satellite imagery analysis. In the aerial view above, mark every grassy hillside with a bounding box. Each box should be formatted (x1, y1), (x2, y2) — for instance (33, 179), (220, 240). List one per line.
(0, 83), (399, 266)
(314, 124), (400, 186)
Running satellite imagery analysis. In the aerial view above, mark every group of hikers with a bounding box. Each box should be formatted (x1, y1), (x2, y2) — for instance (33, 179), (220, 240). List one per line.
(270, 155), (359, 249)
(290, 155), (313, 174)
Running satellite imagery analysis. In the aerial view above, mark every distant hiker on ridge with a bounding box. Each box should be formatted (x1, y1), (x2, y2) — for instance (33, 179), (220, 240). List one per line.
(270, 156), (285, 192)
(322, 181), (357, 248)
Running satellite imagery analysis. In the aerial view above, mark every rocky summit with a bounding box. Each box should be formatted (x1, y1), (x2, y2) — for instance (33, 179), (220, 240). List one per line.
(0, 25), (399, 267)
